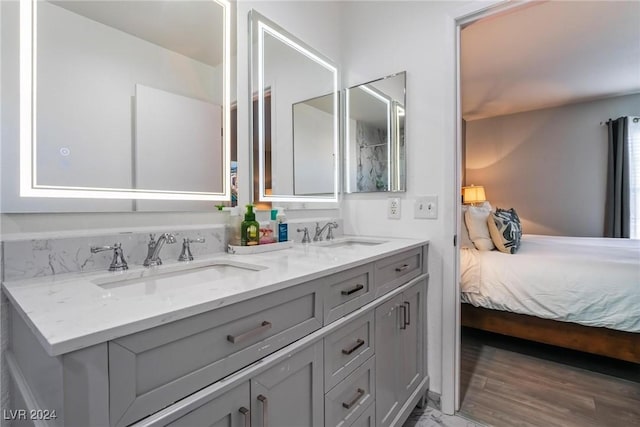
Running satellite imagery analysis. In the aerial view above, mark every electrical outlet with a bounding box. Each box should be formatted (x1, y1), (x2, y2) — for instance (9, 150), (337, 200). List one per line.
(388, 198), (401, 219)
(415, 196), (438, 219)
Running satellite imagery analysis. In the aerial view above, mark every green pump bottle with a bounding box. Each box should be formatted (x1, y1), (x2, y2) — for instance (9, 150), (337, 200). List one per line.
(241, 205), (260, 246)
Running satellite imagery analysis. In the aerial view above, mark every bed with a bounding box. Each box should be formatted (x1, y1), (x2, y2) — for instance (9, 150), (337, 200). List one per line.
(460, 234), (640, 363)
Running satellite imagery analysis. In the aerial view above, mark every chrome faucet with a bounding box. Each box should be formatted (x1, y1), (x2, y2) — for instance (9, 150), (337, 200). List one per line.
(143, 233), (176, 267)
(313, 221), (339, 242)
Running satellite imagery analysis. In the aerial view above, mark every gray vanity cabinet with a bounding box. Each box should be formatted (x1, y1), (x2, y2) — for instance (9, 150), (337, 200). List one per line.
(374, 278), (426, 427)
(251, 342), (324, 427)
(6, 244), (429, 427)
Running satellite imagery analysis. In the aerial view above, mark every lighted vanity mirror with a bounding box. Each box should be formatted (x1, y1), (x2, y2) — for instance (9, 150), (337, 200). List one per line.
(345, 72), (406, 193)
(19, 0), (232, 203)
(249, 10), (339, 203)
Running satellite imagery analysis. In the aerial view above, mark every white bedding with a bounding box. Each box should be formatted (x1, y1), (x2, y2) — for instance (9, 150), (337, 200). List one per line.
(461, 235), (640, 333)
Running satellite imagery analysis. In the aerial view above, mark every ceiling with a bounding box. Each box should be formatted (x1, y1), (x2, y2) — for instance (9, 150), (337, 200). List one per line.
(52, 0), (235, 67)
(461, 1), (640, 121)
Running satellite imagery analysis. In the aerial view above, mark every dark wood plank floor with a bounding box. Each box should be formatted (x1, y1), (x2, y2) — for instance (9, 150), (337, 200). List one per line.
(459, 327), (640, 427)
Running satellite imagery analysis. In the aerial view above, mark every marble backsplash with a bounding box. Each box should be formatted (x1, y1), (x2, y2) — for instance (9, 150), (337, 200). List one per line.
(1, 226), (227, 282)
(1, 218), (342, 282)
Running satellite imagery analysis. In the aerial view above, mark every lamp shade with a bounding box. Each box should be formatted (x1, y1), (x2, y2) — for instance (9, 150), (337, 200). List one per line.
(462, 185), (486, 205)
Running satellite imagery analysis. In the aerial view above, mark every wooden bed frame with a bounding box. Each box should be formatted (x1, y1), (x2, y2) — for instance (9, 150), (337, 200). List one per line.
(461, 304), (640, 364)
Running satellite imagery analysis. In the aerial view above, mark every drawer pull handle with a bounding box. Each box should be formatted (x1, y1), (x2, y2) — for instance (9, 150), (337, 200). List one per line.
(395, 264), (410, 272)
(404, 301), (411, 327)
(342, 388), (366, 409)
(258, 394), (268, 427)
(239, 407), (250, 427)
(227, 321), (272, 344)
(342, 339), (365, 355)
(341, 284), (364, 296)
(399, 304), (407, 330)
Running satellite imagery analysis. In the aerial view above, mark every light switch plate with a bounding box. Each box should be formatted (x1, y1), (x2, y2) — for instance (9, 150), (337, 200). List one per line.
(388, 198), (401, 219)
(415, 196), (438, 219)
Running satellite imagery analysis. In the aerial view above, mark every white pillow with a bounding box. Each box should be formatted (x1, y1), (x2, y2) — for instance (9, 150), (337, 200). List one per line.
(460, 205), (474, 249)
(464, 202), (495, 251)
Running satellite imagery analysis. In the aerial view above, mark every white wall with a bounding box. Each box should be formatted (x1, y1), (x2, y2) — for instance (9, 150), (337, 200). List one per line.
(466, 93), (640, 237)
(339, 0), (478, 402)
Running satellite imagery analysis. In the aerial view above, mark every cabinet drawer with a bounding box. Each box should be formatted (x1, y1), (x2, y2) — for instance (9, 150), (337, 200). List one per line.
(324, 264), (374, 325)
(325, 356), (375, 427)
(165, 381), (249, 427)
(374, 247), (422, 297)
(351, 403), (374, 427)
(324, 311), (374, 391)
(109, 281), (322, 427)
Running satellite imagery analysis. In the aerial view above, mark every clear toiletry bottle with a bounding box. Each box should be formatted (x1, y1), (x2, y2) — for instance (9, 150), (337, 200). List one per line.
(227, 207), (242, 247)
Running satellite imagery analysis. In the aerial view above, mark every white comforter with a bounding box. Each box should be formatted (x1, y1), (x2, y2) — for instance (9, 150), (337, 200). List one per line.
(461, 235), (640, 332)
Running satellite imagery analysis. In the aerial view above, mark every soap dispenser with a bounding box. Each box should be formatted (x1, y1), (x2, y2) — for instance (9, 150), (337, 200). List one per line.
(241, 205), (260, 246)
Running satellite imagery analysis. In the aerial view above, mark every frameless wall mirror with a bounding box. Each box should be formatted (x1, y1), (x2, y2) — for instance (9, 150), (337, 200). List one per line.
(17, 0), (232, 205)
(249, 10), (339, 203)
(345, 71), (406, 193)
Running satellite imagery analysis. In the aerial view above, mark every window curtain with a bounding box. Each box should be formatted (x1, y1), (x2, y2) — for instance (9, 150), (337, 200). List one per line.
(604, 117), (630, 238)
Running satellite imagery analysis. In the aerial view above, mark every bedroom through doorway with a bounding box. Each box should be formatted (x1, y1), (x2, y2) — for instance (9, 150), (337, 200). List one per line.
(456, 2), (640, 426)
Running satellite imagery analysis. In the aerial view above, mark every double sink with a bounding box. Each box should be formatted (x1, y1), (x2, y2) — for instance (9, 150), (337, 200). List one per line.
(93, 237), (387, 294)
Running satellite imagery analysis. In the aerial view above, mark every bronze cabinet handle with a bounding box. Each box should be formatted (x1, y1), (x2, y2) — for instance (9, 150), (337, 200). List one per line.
(342, 388), (365, 409)
(395, 264), (410, 272)
(404, 301), (411, 327)
(342, 339), (365, 355)
(399, 304), (407, 330)
(239, 407), (250, 427)
(258, 394), (268, 427)
(227, 321), (272, 344)
(341, 284), (364, 296)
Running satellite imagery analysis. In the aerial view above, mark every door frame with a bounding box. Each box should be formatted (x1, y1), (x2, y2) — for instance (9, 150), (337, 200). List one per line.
(442, 0), (532, 415)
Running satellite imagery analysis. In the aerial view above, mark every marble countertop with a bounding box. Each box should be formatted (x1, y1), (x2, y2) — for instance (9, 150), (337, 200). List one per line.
(2, 236), (428, 357)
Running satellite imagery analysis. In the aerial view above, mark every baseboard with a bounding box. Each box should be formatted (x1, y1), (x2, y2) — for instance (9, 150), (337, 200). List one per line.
(427, 390), (441, 410)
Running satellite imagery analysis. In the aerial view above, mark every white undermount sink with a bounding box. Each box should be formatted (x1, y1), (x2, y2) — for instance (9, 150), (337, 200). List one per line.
(92, 260), (267, 294)
(315, 238), (387, 248)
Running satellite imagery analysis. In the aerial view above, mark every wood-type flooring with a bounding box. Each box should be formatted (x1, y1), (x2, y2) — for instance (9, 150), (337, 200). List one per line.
(459, 327), (640, 427)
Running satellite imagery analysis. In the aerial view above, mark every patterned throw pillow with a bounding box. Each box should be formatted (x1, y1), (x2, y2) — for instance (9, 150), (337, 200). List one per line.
(487, 207), (522, 254)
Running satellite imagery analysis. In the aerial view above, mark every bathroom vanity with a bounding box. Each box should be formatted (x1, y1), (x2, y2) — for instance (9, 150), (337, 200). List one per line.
(4, 237), (429, 427)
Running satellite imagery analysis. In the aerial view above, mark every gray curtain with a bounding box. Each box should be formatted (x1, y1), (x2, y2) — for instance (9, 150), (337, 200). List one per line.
(604, 117), (630, 238)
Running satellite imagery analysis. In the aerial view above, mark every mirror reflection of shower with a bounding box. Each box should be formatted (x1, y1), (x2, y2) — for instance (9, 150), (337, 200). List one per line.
(345, 72), (406, 193)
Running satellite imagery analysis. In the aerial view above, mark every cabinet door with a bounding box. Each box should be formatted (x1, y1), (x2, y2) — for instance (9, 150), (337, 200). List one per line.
(374, 294), (402, 427)
(251, 342), (323, 427)
(398, 279), (425, 405)
(166, 382), (250, 427)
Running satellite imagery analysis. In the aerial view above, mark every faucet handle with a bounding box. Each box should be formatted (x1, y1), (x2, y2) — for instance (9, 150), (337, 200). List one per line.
(178, 238), (205, 262)
(91, 243), (128, 272)
(313, 222), (323, 242)
(297, 227), (311, 244)
(326, 222), (339, 240)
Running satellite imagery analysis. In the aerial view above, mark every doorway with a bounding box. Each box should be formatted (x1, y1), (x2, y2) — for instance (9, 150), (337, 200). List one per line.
(453, 2), (640, 425)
